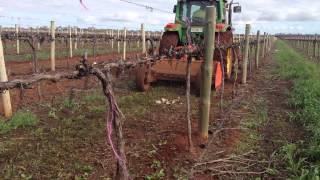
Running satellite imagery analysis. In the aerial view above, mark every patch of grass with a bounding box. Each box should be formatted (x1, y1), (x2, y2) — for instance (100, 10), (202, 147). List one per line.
(88, 105), (106, 114)
(117, 85), (181, 117)
(144, 160), (166, 180)
(74, 163), (93, 179)
(62, 98), (80, 112)
(237, 97), (268, 153)
(83, 91), (105, 103)
(118, 93), (150, 117)
(275, 40), (320, 178)
(0, 110), (39, 134)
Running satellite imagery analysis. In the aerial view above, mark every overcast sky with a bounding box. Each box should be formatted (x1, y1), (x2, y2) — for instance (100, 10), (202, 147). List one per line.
(0, 0), (319, 34)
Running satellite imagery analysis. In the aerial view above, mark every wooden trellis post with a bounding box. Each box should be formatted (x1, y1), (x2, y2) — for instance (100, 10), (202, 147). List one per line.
(111, 29), (114, 50)
(242, 24), (250, 84)
(147, 31), (150, 50)
(269, 35), (272, 52)
(199, 6), (216, 140)
(50, 21), (56, 71)
(267, 34), (271, 52)
(255, 30), (261, 69)
(262, 32), (266, 57)
(307, 36), (310, 56)
(141, 23), (146, 55)
(37, 27), (41, 50)
(117, 29), (120, 53)
(318, 35), (320, 59)
(74, 27), (78, 50)
(314, 34), (317, 58)
(69, 26), (73, 58)
(265, 34), (268, 54)
(123, 28), (127, 60)
(137, 31), (140, 48)
(0, 35), (12, 118)
(265, 33), (269, 55)
(15, 24), (20, 55)
(248, 34), (253, 74)
(105, 30), (109, 48)
(81, 29), (85, 48)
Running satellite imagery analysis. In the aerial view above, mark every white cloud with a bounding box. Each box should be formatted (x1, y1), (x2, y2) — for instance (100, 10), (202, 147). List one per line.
(0, 0), (320, 33)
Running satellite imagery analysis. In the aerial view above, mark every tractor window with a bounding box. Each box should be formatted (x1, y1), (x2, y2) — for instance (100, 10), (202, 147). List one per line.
(182, 4), (188, 18)
(191, 5), (205, 21)
(181, 1), (212, 24)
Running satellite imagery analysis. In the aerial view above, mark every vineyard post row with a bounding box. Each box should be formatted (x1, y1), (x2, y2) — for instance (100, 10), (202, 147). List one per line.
(3, 21), (162, 62)
(278, 34), (320, 60)
(0, 22), (275, 120)
(0, 21), (162, 118)
(234, 30), (273, 83)
(4, 23), (162, 56)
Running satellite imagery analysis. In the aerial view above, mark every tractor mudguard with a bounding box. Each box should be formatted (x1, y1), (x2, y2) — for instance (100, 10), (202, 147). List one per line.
(164, 23), (183, 43)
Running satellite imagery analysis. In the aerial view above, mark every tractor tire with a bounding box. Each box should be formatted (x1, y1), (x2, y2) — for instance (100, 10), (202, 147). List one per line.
(159, 32), (179, 56)
(135, 65), (152, 92)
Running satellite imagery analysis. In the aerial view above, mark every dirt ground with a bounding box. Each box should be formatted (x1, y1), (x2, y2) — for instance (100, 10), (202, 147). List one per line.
(0, 47), (302, 179)
(191, 48), (304, 179)
(5, 51), (140, 76)
(0, 52), (141, 113)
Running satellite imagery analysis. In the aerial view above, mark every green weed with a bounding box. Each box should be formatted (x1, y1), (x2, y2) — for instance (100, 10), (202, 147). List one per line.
(0, 110), (39, 134)
(62, 98), (79, 110)
(83, 91), (105, 103)
(88, 105), (106, 114)
(275, 41), (320, 178)
(144, 160), (165, 180)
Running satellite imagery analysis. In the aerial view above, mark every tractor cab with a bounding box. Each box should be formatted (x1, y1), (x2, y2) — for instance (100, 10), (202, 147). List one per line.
(160, 0), (241, 54)
(175, 0), (213, 26)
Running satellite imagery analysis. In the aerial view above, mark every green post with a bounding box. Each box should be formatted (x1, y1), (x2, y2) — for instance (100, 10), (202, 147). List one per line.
(199, 6), (216, 140)
(242, 24), (250, 84)
(255, 30), (261, 69)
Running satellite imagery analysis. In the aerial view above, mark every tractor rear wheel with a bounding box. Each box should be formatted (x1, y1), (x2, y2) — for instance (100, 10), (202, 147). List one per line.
(159, 32), (179, 55)
(136, 65), (152, 91)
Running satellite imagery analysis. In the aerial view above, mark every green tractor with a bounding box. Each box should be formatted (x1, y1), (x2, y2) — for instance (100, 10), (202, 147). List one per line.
(136, 0), (241, 91)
